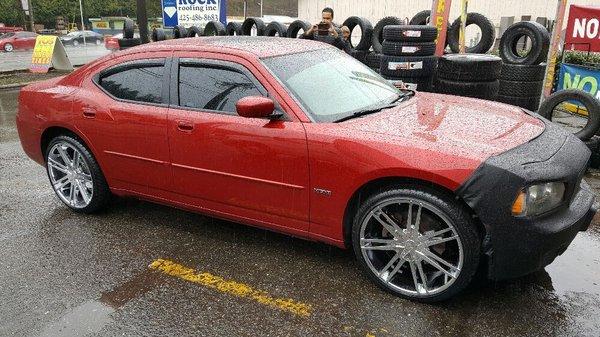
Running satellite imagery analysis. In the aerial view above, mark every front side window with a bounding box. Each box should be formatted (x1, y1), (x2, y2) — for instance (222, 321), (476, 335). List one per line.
(178, 64), (262, 114)
(262, 48), (400, 122)
(99, 64), (164, 104)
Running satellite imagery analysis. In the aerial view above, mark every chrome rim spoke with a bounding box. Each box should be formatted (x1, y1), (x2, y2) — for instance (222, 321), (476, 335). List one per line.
(47, 141), (94, 209)
(360, 198), (464, 297)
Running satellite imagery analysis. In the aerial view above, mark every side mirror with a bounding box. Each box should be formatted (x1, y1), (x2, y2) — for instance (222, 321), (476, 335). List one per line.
(236, 96), (275, 119)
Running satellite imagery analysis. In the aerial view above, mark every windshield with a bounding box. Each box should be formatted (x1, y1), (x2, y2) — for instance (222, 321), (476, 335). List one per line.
(262, 48), (400, 122)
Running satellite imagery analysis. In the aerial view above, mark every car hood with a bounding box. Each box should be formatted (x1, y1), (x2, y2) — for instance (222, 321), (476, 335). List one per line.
(339, 92), (545, 160)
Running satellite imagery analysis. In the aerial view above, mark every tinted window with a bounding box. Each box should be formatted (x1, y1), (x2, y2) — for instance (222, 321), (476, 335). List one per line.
(99, 65), (164, 103)
(179, 65), (262, 113)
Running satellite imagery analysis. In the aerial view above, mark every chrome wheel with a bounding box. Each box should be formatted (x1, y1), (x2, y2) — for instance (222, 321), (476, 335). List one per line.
(47, 141), (94, 209)
(359, 198), (464, 297)
(4, 43), (13, 52)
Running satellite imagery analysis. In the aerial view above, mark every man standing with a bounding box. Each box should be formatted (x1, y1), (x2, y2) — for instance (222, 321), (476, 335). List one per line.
(300, 7), (350, 53)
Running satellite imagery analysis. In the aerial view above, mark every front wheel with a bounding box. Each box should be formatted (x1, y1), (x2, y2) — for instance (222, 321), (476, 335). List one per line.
(4, 43), (14, 52)
(72, 40), (79, 47)
(46, 135), (111, 213)
(352, 185), (480, 302)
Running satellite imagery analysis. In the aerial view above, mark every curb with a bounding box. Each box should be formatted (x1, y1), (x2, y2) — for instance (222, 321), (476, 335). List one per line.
(0, 82), (34, 90)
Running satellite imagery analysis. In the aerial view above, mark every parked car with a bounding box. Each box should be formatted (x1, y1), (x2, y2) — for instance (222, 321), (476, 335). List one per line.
(0, 31), (37, 52)
(16, 37), (596, 302)
(104, 32), (140, 50)
(60, 30), (104, 46)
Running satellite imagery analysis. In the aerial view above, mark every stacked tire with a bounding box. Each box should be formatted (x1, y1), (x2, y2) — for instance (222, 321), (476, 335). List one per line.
(379, 25), (438, 91)
(496, 21), (551, 111)
(343, 16), (373, 65)
(363, 17), (403, 73)
(435, 54), (502, 100)
(119, 18), (141, 50)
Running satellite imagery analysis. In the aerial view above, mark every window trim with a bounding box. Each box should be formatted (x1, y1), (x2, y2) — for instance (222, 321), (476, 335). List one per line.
(92, 58), (171, 107)
(170, 57), (287, 120)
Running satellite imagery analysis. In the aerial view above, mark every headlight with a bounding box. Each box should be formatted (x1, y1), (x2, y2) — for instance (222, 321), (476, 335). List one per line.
(511, 182), (565, 216)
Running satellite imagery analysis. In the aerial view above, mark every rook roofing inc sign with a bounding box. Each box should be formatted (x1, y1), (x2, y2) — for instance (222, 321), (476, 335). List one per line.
(161, 0), (227, 28)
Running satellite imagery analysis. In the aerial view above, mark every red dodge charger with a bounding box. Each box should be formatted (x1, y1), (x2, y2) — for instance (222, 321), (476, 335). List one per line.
(16, 37), (596, 302)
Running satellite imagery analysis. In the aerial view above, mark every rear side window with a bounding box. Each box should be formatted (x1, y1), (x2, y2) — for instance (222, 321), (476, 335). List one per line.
(178, 65), (262, 114)
(99, 65), (164, 104)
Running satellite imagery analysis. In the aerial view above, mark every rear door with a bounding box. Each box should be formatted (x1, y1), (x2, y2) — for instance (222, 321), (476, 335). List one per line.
(167, 52), (310, 231)
(75, 55), (173, 193)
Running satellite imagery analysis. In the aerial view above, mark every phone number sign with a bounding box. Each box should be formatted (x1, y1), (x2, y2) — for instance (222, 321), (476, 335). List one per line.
(161, 0), (227, 28)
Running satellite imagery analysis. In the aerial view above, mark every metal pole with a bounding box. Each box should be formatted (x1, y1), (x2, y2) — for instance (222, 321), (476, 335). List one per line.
(243, 1), (247, 20)
(26, 0), (34, 32)
(136, 0), (149, 44)
(260, 1), (263, 18)
(78, 0), (86, 45)
(541, 0), (568, 102)
(459, 0), (469, 53)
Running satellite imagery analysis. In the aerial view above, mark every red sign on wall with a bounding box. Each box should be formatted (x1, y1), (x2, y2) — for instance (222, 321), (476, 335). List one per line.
(564, 5), (600, 52)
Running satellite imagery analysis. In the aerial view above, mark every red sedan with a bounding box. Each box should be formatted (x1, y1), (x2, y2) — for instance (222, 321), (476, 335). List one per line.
(16, 37), (595, 302)
(0, 31), (37, 52)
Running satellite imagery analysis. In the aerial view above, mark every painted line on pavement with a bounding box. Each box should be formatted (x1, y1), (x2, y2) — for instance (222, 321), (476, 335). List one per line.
(149, 258), (312, 317)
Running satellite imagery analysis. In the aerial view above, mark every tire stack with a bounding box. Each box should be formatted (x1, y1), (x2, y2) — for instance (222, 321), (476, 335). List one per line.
(379, 25), (438, 91)
(364, 17), (403, 73)
(496, 21), (551, 111)
(119, 18), (141, 50)
(343, 16), (373, 65)
(435, 54), (502, 100)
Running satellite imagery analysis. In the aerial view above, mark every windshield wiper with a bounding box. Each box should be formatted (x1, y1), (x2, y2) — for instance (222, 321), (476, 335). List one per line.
(333, 91), (414, 123)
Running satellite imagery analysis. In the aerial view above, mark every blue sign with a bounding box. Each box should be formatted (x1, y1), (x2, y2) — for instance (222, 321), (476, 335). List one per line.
(558, 63), (600, 101)
(161, 0), (227, 28)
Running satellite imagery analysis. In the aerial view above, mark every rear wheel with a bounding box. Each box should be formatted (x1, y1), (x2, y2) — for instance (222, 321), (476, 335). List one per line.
(352, 186), (480, 302)
(46, 135), (110, 213)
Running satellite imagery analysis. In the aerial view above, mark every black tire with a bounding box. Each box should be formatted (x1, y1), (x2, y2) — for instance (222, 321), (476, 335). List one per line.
(498, 80), (543, 97)
(3, 43), (14, 52)
(45, 135), (111, 214)
(500, 63), (546, 82)
(287, 20), (312, 38)
(372, 16), (403, 53)
(204, 20), (226, 36)
(351, 49), (368, 63)
(447, 13), (495, 54)
(152, 28), (166, 42)
(118, 38), (141, 49)
(584, 136), (600, 154)
(123, 18), (135, 39)
(538, 89), (600, 140)
(365, 52), (383, 69)
(242, 17), (266, 36)
(351, 184), (480, 302)
(173, 25), (188, 39)
(381, 41), (436, 56)
(500, 21), (550, 65)
(410, 10), (431, 25)
(437, 54), (502, 82)
(381, 55), (437, 78)
(187, 26), (203, 37)
(436, 78), (499, 100)
(226, 21), (243, 36)
(342, 16), (373, 51)
(496, 94), (541, 111)
(383, 25), (438, 42)
(265, 21), (287, 37)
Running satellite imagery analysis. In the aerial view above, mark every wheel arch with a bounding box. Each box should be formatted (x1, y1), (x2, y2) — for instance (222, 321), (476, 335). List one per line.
(341, 176), (485, 248)
(40, 125), (101, 168)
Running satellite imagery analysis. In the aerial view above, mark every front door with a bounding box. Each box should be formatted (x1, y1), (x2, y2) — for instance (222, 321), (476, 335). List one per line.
(167, 54), (310, 231)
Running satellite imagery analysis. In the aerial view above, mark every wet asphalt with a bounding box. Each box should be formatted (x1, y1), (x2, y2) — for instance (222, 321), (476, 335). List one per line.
(1, 88), (600, 337)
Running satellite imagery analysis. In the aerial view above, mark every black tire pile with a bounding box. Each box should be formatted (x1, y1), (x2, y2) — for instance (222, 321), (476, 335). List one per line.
(364, 16), (403, 72)
(435, 54), (502, 100)
(342, 16), (373, 65)
(496, 21), (550, 111)
(119, 18), (142, 50)
(379, 25), (438, 91)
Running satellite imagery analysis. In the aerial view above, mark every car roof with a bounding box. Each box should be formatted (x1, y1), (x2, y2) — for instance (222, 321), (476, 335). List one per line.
(141, 36), (330, 58)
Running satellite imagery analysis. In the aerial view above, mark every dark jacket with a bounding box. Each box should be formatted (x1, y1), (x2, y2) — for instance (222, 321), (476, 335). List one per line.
(300, 31), (351, 54)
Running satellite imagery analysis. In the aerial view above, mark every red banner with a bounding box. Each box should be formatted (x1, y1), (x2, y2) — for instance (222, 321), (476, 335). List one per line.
(564, 5), (600, 52)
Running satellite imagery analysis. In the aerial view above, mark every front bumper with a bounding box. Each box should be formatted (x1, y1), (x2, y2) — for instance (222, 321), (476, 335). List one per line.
(457, 116), (596, 280)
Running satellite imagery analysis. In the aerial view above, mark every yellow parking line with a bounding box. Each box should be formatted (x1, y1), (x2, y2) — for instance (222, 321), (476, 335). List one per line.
(149, 258), (312, 317)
